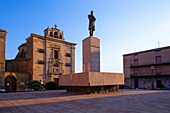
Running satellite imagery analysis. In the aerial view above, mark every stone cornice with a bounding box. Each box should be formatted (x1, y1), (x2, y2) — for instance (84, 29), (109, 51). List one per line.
(30, 33), (76, 46)
(6, 58), (32, 62)
(0, 29), (7, 33)
(123, 46), (170, 56)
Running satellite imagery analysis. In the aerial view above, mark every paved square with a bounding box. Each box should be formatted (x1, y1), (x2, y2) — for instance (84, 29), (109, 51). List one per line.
(0, 90), (170, 113)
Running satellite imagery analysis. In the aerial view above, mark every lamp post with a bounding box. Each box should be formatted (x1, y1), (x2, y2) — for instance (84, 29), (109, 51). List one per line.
(151, 66), (154, 89)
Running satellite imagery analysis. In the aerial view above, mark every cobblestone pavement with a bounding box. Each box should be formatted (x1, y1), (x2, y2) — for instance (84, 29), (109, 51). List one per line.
(0, 89), (170, 113)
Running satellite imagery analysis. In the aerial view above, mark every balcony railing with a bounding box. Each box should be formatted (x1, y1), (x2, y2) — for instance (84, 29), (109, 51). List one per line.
(130, 72), (170, 78)
(130, 62), (170, 68)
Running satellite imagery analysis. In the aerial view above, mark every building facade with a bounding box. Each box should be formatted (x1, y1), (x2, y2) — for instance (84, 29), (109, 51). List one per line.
(1, 25), (76, 91)
(0, 29), (7, 88)
(123, 46), (170, 89)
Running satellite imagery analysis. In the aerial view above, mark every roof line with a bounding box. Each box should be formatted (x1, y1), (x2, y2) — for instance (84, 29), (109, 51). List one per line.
(123, 46), (170, 56)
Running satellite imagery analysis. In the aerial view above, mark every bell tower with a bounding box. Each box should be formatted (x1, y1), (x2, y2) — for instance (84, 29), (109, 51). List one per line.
(0, 29), (7, 87)
(44, 25), (64, 40)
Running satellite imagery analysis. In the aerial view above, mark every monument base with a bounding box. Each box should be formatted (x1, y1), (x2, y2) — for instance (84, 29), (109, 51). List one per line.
(64, 85), (118, 94)
(59, 72), (124, 94)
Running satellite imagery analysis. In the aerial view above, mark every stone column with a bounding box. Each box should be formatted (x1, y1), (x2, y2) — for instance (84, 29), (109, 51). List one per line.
(83, 36), (100, 72)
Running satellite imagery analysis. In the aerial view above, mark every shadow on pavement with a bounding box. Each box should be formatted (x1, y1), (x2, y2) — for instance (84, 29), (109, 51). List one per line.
(0, 90), (170, 113)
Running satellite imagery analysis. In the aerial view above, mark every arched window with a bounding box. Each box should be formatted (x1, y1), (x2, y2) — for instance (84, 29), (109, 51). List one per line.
(60, 34), (62, 39)
(50, 32), (53, 37)
(54, 32), (58, 38)
(54, 50), (59, 59)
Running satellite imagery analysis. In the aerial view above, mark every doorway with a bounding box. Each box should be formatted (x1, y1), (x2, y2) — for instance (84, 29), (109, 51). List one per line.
(54, 78), (59, 85)
(134, 78), (138, 88)
(5, 74), (17, 92)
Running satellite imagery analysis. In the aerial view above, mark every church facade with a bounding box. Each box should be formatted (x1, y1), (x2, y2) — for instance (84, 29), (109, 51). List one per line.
(0, 26), (76, 91)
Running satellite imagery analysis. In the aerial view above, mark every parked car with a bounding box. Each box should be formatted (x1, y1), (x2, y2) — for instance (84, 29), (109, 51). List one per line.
(0, 88), (7, 93)
(135, 87), (148, 90)
(165, 86), (170, 90)
(24, 87), (34, 92)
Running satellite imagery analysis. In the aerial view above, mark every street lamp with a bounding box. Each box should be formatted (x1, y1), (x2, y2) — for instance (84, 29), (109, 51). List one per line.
(151, 66), (154, 89)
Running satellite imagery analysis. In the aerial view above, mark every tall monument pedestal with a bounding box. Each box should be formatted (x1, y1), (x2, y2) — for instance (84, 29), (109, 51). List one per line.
(83, 36), (100, 72)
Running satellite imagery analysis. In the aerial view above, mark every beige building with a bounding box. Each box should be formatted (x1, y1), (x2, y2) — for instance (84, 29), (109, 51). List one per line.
(0, 29), (7, 88)
(1, 26), (76, 91)
(123, 46), (170, 89)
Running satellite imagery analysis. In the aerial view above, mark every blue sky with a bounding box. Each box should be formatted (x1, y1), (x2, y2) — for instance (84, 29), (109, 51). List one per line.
(1, 0), (170, 73)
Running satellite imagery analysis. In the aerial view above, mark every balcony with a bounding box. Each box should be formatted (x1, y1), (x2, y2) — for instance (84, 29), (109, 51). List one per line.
(130, 62), (170, 68)
(130, 72), (170, 78)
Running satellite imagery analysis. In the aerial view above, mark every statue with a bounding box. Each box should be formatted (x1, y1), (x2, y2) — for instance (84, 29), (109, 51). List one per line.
(88, 11), (96, 36)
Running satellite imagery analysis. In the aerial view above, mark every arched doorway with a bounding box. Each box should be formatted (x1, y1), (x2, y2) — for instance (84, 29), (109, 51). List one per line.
(5, 74), (17, 92)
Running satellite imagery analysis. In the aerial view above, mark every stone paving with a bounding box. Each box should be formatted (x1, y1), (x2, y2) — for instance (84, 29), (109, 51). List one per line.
(0, 89), (170, 113)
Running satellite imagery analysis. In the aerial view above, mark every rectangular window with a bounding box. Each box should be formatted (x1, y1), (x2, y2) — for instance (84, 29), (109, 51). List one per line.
(54, 50), (59, 59)
(37, 60), (45, 64)
(156, 67), (161, 75)
(65, 53), (71, 57)
(133, 53), (138, 56)
(155, 49), (161, 53)
(134, 70), (138, 76)
(156, 56), (161, 64)
(37, 48), (45, 53)
(134, 59), (138, 65)
(65, 63), (71, 67)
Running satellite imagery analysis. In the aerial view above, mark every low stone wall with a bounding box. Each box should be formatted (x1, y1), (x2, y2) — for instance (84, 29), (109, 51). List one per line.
(65, 85), (118, 94)
(59, 72), (124, 94)
(59, 72), (124, 86)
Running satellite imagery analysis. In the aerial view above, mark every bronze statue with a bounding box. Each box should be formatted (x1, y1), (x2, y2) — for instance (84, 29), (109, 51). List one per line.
(88, 11), (96, 36)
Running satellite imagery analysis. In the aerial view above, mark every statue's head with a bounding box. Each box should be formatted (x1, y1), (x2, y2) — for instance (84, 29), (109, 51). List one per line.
(91, 11), (93, 15)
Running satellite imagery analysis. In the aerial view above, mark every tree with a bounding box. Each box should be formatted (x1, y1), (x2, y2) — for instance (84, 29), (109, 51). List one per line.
(45, 81), (58, 90)
(27, 80), (42, 91)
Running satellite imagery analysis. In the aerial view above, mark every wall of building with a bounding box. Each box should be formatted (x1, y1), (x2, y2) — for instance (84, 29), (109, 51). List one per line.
(0, 26), (76, 88)
(5, 72), (31, 91)
(16, 73), (32, 91)
(0, 29), (7, 88)
(123, 46), (170, 88)
(32, 35), (45, 82)
(6, 59), (32, 74)
(30, 28), (76, 84)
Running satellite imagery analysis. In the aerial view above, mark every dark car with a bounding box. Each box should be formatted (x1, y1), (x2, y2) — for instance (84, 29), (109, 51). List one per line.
(0, 88), (7, 93)
(24, 87), (34, 92)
